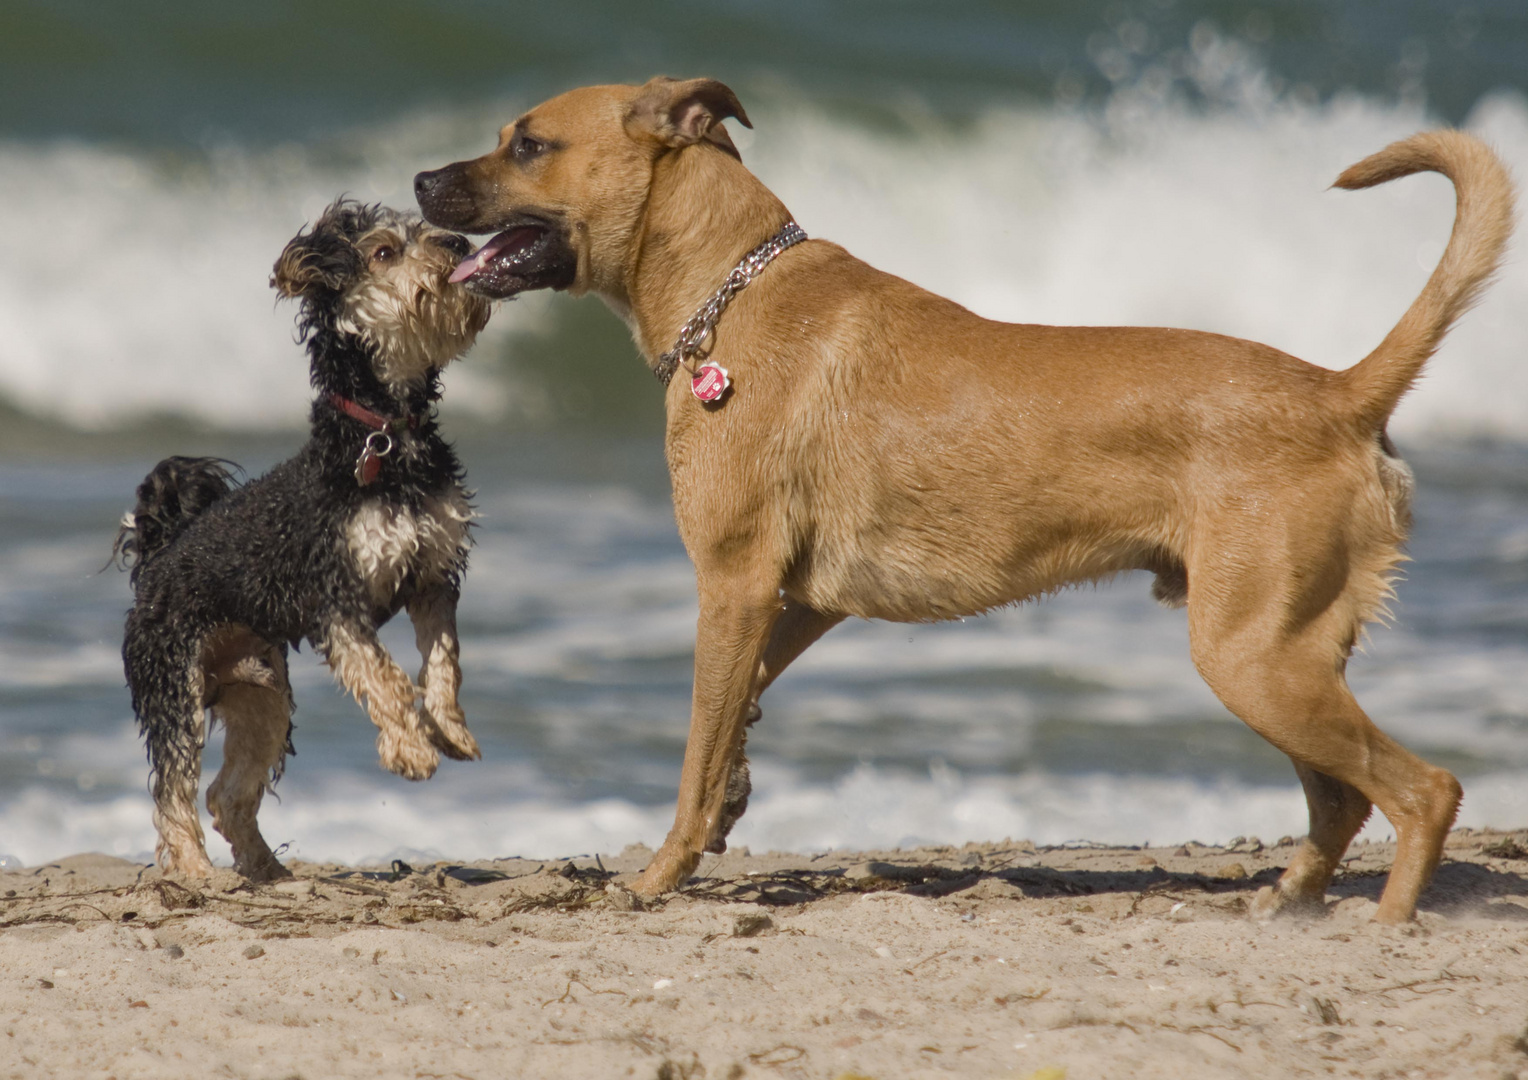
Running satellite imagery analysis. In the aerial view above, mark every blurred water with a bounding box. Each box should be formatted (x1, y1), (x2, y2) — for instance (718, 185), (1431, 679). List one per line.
(2, 15), (1527, 438)
(1, 1), (1521, 144)
(1, 434), (1524, 866)
(0, 1), (1526, 865)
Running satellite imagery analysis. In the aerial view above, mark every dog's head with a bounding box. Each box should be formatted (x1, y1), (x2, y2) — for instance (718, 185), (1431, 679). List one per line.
(413, 77), (750, 302)
(272, 199), (491, 387)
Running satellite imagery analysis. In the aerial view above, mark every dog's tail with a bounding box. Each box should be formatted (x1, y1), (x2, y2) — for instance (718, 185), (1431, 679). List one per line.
(1336, 130), (1515, 428)
(114, 457), (240, 583)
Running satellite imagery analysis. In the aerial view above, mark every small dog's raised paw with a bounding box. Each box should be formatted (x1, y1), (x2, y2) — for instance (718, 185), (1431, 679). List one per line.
(430, 724), (481, 761)
(379, 736), (440, 781)
(421, 705), (481, 761)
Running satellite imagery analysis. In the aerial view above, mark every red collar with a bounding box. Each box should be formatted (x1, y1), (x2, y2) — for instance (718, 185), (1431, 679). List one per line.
(327, 393), (419, 433)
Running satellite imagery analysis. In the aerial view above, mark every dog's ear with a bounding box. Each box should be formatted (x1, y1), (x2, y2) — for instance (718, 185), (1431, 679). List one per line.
(627, 76), (752, 160)
(270, 216), (363, 299)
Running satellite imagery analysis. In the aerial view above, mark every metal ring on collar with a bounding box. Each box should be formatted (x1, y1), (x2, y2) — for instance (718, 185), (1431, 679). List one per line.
(363, 430), (394, 458)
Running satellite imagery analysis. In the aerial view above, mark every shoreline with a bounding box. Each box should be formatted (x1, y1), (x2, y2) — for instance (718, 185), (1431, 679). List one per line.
(2, 828), (1525, 1078)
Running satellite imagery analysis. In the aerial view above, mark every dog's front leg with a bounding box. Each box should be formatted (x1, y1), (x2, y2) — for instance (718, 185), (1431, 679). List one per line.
(408, 586), (480, 762)
(322, 619), (439, 780)
(633, 578), (784, 896)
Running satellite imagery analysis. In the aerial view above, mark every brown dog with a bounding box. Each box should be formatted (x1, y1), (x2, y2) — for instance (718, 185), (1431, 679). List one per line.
(416, 77), (1514, 922)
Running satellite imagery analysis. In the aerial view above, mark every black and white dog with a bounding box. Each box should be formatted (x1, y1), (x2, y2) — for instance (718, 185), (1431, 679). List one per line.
(118, 200), (490, 881)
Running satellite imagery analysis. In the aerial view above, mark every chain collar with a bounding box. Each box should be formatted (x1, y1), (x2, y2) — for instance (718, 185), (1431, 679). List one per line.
(653, 221), (807, 387)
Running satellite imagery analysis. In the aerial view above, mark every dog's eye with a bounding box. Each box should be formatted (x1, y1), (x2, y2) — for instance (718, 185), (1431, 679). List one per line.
(370, 245), (397, 264)
(513, 133), (547, 163)
(435, 233), (472, 257)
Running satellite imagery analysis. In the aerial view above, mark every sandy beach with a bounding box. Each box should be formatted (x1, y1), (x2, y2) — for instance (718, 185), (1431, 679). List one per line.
(2, 829), (1525, 1079)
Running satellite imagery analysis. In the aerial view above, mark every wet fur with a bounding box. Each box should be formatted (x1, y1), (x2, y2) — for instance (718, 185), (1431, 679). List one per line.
(120, 200), (489, 881)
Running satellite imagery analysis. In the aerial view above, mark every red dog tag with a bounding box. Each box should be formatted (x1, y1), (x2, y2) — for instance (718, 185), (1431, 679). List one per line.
(354, 431), (393, 487)
(355, 447), (383, 486)
(691, 361), (731, 403)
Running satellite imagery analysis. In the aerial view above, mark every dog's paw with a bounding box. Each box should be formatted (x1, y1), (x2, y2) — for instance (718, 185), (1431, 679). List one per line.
(420, 703), (481, 761)
(237, 852), (294, 884)
(432, 725), (480, 761)
(379, 735), (440, 781)
(159, 837), (217, 880)
(705, 749), (751, 854)
(631, 845), (701, 897)
(1250, 882), (1327, 923)
(163, 854), (217, 880)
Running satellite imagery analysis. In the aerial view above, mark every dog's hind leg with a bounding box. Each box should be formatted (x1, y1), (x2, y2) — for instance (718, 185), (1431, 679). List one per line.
(1250, 763), (1374, 919)
(322, 620), (440, 780)
(151, 742), (214, 879)
(1186, 510), (1461, 923)
(206, 646), (294, 882)
(755, 599), (844, 701)
(128, 630), (215, 878)
(408, 586), (480, 762)
(707, 599), (844, 853)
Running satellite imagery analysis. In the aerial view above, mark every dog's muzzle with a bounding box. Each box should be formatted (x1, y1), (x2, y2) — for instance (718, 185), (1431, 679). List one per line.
(414, 165), (578, 300)
(414, 165), (478, 230)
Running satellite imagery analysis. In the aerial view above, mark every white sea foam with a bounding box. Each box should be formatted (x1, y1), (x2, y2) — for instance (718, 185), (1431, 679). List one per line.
(5, 466), (1524, 869)
(2, 81), (1525, 438)
(3, 761), (1524, 869)
(0, 131), (540, 431)
(757, 90), (1528, 442)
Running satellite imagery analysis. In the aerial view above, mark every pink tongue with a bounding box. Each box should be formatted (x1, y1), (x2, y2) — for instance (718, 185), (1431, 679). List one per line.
(448, 228), (533, 284)
(449, 245), (494, 284)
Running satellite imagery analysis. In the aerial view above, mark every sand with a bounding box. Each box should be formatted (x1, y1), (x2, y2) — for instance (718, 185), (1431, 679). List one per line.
(2, 829), (1526, 1080)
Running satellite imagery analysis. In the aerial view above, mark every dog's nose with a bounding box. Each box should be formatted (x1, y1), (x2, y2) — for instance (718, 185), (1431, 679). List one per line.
(415, 166), (473, 229)
(414, 170), (442, 203)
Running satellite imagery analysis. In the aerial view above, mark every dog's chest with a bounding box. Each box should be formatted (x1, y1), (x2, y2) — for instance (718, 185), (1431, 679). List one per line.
(344, 486), (472, 608)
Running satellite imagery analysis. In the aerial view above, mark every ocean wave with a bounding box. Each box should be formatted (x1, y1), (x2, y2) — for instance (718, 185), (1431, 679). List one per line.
(3, 760), (1524, 869)
(759, 87), (1528, 442)
(2, 73), (1525, 439)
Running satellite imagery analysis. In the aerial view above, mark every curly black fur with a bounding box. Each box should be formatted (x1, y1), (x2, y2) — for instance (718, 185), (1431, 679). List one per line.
(120, 199), (487, 880)
(113, 457), (240, 584)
